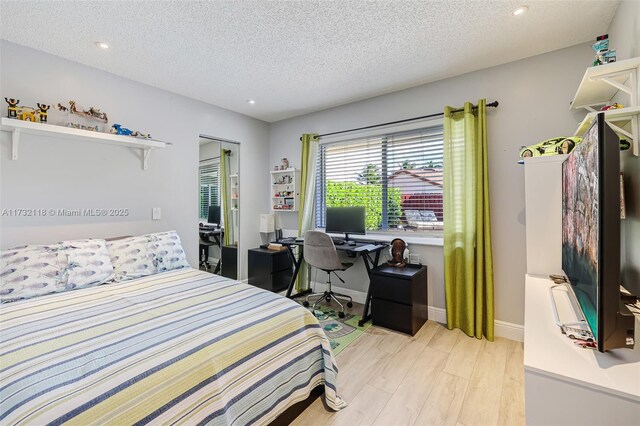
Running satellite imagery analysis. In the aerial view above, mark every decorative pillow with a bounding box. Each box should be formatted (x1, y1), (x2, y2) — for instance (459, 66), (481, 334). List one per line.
(147, 231), (190, 272)
(106, 235), (157, 281)
(59, 239), (115, 289)
(0, 244), (67, 303)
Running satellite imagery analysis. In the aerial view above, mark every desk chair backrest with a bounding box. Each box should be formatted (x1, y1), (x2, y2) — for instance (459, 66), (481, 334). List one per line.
(303, 231), (343, 271)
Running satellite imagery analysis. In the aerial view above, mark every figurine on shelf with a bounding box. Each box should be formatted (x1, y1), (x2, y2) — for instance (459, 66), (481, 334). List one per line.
(36, 104), (50, 123)
(85, 106), (108, 122)
(281, 158), (289, 169)
(18, 107), (37, 122)
(66, 123), (99, 131)
(5, 98), (20, 118)
(66, 101), (109, 123)
(600, 103), (624, 111)
(592, 34), (616, 66)
(69, 100), (79, 114)
(131, 131), (152, 139)
(110, 123), (133, 136)
(56, 103), (68, 112)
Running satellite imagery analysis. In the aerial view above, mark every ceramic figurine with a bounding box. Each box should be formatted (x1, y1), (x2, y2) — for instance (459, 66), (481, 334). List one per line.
(36, 104), (50, 123)
(281, 158), (289, 169)
(5, 98), (20, 118)
(111, 123), (133, 136)
(56, 103), (68, 112)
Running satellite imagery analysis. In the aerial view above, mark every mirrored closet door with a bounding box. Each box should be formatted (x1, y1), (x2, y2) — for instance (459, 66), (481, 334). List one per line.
(198, 136), (240, 279)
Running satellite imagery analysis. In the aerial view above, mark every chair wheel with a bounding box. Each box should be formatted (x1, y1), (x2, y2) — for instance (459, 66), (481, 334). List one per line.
(338, 312), (345, 319)
(347, 302), (353, 308)
(303, 301), (309, 307)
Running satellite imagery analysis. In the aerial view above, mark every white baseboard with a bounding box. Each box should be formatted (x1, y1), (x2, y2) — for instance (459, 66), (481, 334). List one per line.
(494, 319), (524, 342)
(427, 306), (524, 342)
(428, 306), (447, 324)
(309, 282), (525, 342)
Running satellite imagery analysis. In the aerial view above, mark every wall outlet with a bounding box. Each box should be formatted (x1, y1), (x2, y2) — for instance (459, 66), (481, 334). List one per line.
(152, 207), (161, 220)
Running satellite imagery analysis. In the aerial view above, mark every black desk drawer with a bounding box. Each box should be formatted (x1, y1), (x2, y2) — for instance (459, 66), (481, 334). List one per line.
(372, 299), (413, 334)
(272, 251), (292, 272)
(371, 275), (412, 305)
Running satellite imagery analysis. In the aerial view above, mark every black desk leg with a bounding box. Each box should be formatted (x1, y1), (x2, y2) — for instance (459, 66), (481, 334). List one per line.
(358, 252), (376, 327)
(213, 235), (221, 275)
(285, 246), (311, 299)
(358, 250), (383, 327)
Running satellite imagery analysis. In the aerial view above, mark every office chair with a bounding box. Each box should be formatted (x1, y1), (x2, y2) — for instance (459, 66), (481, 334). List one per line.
(302, 230), (354, 318)
(199, 234), (216, 271)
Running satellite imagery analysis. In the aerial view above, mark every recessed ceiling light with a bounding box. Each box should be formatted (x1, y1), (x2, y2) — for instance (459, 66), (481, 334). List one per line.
(247, 99), (256, 105)
(512, 6), (528, 16)
(95, 41), (111, 50)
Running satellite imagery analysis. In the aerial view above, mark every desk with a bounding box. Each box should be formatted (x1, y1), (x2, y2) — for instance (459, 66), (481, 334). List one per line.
(199, 227), (223, 274)
(276, 239), (387, 326)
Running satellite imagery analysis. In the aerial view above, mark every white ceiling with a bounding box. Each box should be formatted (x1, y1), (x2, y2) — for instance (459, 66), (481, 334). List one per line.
(0, 1), (619, 122)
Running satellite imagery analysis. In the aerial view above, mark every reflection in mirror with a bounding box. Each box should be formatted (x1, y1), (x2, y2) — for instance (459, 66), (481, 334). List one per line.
(198, 137), (240, 279)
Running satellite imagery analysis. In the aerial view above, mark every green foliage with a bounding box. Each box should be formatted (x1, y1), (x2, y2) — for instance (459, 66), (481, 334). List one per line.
(325, 181), (403, 230)
(356, 163), (381, 185)
(399, 159), (416, 170)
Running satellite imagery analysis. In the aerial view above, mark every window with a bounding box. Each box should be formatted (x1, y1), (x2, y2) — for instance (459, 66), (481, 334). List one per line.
(315, 125), (444, 234)
(199, 160), (220, 220)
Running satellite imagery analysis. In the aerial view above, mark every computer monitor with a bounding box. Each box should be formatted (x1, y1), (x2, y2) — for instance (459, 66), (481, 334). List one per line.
(208, 205), (221, 226)
(325, 206), (366, 241)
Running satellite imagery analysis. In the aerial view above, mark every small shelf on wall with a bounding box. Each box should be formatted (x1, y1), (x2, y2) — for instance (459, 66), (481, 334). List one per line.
(574, 106), (640, 142)
(570, 57), (640, 156)
(271, 168), (300, 212)
(229, 173), (239, 210)
(0, 117), (169, 170)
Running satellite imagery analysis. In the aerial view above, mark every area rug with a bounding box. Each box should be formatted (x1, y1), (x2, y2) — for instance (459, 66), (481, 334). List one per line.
(304, 305), (371, 355)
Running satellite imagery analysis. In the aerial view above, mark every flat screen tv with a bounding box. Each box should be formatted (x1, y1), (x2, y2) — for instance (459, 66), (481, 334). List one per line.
(561, 112), (635, 352)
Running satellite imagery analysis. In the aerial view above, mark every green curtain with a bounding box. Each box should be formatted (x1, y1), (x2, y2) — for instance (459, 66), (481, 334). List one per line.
(296, 133), (319, 291)
(443, 99), (495, 341)
(220, 148), (233, 246)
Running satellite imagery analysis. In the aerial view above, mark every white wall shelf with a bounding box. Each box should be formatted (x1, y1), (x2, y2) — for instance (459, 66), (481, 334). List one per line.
(573, 106), (640, 144)
(229, 173), (239, 210)
(570, 57), (640, 156)
(270, 168), (300, 212)
(0, 117), (168, 170)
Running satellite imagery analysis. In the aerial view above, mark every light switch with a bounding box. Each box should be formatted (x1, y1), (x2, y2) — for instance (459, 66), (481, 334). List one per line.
(152, 207), (161, 220)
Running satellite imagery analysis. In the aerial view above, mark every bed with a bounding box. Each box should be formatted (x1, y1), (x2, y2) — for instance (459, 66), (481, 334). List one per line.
(0, 268), (345, 425)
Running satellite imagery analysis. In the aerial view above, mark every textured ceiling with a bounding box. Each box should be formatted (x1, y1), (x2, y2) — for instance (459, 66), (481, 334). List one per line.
(0, 1), (618, 122)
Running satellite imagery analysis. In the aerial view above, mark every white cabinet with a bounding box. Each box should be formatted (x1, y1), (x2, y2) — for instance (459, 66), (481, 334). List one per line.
(270, 169), (300, 212)
(523, 155), (567, 276)
(524, 276), (640, 426)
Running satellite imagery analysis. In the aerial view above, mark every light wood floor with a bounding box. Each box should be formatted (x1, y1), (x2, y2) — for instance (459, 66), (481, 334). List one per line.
(292, 316), (525, 426)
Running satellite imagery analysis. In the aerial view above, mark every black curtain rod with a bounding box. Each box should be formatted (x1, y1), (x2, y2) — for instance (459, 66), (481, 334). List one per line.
(301, 101), (499, 141)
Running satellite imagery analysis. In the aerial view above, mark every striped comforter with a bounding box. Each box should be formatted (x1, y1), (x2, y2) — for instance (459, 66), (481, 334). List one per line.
(0, 268), (346, 425)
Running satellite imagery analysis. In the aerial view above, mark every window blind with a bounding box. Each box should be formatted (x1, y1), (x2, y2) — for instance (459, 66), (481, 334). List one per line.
(315, 125), (444, 233)
(199, 160), (220, 220)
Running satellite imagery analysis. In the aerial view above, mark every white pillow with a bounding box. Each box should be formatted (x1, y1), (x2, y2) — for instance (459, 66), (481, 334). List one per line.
(106, 235), (157, 281)
(59, 239), (115, 289)
(0, 244), (67, 303)
(148, 230), (190, 271)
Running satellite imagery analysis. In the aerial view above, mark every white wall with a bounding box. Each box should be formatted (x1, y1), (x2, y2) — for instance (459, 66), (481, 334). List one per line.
(268, 44), (593, 326)
(0, 41), (270, 279)
(608, 0), (640, 297)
